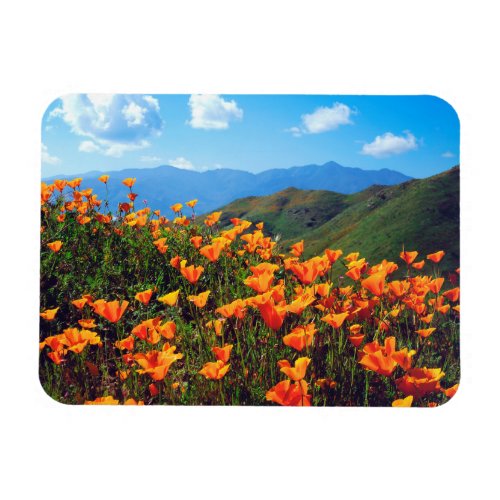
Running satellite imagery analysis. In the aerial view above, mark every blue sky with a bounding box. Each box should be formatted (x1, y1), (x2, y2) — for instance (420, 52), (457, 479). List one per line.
(41, 94), (459, 179)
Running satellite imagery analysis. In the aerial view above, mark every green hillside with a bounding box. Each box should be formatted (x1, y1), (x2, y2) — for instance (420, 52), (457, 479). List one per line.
(216, 166), (459, 275)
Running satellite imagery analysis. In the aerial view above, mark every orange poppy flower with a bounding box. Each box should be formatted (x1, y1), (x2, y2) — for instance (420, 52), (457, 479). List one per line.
(199, 242), (224, 263)
(325, 248), (343, 264)
(158, 320), (176, 339)
(415, 327), (436, 338)
(135, 289), (153, 305)
(204, 211), (222, 227)
(78, 318), (97, 329)
(158, 289), (180, 306)
(348, 334), (365, 347)
(349, 324), (362, 335)
(395, 367), (445, 399)
(289, 256), (328, 285)
(170, 255), (181, 269)
(400, 250), (418, 265)
(290, 240), (304, 257)
(387, 280), (410, 298)
(442, 287), (460, 302)
(215, 299), (247, 319)
(98, 175), (109, 183)
(173, 216), (190, 227)
(257, 298), (287, 330)
(420, 313), (434, 324)
(47, 350), (66, 365)
(412, 260), (425, 270)
(427, 250), (445, 263)
(134, 344), (183, 381)
(361, 271), (386, 296)
(315, 378), (337, 390)
(66, 178), (82, 189)
(428, 277), (445, 294)
(188, 290), (211, 308)
(441, 383), (459, 398)
(212, 344), (233, 363)
(358, 337), (398, 376)
(170, 203), (183, 213)
(344, 252), (360, 262)
(62, 328), (101, 354)
(84, 396), (119, 405)
(186, 199), (198, 208)
(244, 271), (275, 294)
(47, 241), (63, 252)
(283, 323), (317, 352)
(391, 347), (416, 371)
(76, 215), (91, 225)
(392, 395), (413, 407)
(124, 398), (144, 405)
(53, 179), (67, 192)
(251, 262), (280, 275)
(71, 295), (93, 310)
(206, 319), (225, 336)
(122, 177), (136, 188)
(190, 236), (203, 249)
(132, 318), (162, 344)
(180, 262), (204, 285)
(93, 299), (129, 323)
(199, 360), (230, 380)
(279, 357), (310, 381)
(437, 304), (450, 314)
(115, 335), (135, 351)
(286, 292), (316, 315)
(95, 213), (111, 224)
(40, 307), (59, 321)
(345, 266), (362, 281)
(359, 350), (397, 377)
(321, 312), (349, 329)
(265, 379), (311, 406)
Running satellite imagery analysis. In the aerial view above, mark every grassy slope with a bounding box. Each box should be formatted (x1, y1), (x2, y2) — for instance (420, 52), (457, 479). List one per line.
(216, 167), (459, 275)
(217, 187), (350, 240)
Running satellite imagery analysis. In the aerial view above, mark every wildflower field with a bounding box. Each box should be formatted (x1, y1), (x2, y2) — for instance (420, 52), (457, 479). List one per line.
(40, 176), (460, 406)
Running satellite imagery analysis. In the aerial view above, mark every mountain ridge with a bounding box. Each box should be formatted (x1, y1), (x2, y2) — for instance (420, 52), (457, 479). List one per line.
(42, 160), (413, 214)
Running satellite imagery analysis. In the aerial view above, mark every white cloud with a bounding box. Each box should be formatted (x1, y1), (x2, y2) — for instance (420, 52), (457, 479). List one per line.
(79, 140), (101, 153)
(41, 143), (60, 164)
(188, 94), (243, 130)
(143, 95), (160, 111)
(122, 102), (146, 126)
(169, 157), (196, 170)
(49, 94), (163, 157)
(285, 126), (303, 138)
(140, 155), (162, 163)
(442, 151), (455, 158)
(361, 131), (418, 158)
(104, 140), (150, 158)
(168, 156), (208, 172)
(301, 102), (354, 133)
(287, 102), (355, 136)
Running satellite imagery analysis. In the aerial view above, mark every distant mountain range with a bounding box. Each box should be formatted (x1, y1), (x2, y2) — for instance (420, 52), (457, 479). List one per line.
(43, 161), (412, 214)
(216, 166), (459, 276)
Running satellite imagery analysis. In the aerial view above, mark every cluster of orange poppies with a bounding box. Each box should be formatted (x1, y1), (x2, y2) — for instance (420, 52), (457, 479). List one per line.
(40, 176), (460, 406)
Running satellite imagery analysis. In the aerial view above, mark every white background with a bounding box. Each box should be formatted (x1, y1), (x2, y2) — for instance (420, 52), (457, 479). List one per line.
(0, 1), (498, 498)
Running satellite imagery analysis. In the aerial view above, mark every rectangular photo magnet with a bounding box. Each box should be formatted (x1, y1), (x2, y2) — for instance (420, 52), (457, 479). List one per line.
(40, 94), (460, 406)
